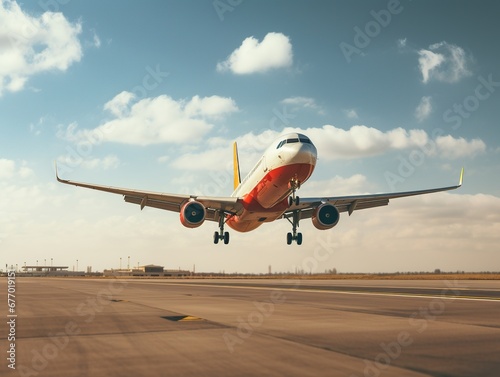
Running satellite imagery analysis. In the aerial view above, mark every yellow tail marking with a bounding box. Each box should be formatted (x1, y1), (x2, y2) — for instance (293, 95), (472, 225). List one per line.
(233, 142), (241, 190)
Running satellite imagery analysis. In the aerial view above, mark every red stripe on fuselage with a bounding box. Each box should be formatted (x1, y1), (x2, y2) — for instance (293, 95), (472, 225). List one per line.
(226, 162), (314, 233)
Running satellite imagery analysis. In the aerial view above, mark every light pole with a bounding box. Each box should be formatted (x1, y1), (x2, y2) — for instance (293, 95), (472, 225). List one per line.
(127, 256), (130, 270)
(120, 257), (122, 270)
(76, 259), (79, 272)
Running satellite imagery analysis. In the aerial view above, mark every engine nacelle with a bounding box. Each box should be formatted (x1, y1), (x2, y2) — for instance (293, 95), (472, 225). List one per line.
(311, 203), (340, 230)
(180, 200), (206, 228)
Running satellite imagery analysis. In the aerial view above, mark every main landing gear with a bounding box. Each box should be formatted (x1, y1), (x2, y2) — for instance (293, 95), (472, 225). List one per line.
(286, 210), (302, 245)
(213, 212), (230, 245)
(286, 178), (302, 245)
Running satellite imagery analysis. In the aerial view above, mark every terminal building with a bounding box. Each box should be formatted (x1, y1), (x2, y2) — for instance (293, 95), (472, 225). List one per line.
(103, 264), (190, 277)
(22, 265), (85, 277)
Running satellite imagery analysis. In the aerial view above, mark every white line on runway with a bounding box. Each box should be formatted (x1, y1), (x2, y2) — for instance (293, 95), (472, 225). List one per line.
(128, 281), (500, 303)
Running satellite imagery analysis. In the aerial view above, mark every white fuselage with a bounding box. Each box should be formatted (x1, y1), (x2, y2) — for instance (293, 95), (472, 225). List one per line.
(227, 133), (317, 232)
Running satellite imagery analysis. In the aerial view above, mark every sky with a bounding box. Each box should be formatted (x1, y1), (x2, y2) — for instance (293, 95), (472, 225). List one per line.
(1, 0), (500, 274)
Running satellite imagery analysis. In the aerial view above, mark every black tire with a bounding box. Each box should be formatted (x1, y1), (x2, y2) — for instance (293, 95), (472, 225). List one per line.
(223, 232), (230, 245)
(297, 232), (303, 245)
(295, 196), (300, 206)
(213, 231), (219, 244)
(287, 232), (293, 245)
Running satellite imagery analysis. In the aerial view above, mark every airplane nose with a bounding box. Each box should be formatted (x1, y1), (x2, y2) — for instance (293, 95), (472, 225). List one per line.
(290, 142), (317, 165)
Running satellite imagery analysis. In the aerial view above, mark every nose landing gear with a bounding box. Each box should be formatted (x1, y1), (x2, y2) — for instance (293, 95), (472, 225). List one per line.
(286, 210), (302, 245)
(288, 178), (301, 206)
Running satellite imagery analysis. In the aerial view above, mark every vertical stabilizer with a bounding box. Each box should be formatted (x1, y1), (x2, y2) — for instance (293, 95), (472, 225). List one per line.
(233, 142), (241, 190)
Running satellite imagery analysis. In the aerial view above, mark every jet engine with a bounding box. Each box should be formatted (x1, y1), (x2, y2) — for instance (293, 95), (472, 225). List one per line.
(311, 203), (340, 230)
(180, 200), (206, 228)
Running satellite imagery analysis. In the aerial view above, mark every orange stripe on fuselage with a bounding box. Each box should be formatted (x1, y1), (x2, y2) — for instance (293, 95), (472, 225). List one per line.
(226, 162), (314, 233)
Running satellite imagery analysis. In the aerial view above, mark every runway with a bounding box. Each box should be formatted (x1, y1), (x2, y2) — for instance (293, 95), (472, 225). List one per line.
(1, 278), (499, 377)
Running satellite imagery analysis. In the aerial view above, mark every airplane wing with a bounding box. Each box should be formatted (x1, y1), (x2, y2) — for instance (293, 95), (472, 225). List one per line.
(282, 168), (464, 220)
(55, 166), (244, 222)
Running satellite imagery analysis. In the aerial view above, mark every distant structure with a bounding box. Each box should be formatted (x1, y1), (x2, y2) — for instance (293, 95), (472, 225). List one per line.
(22, 265), (85, 276)
(103, 264), (190, 277)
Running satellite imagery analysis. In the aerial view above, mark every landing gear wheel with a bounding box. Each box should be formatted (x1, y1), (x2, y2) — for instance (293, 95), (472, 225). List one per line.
(214, 212), (230, 245)
(285, 210), (303, 245)
(288, 196), (300, 207)
(297, 232), (303, 245)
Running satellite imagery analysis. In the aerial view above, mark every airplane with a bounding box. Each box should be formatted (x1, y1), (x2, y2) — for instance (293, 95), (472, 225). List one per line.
(56, 132), (464, 245)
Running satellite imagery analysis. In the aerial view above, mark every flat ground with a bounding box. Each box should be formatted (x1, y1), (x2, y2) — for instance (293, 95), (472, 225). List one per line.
(1, 278), (499, 377)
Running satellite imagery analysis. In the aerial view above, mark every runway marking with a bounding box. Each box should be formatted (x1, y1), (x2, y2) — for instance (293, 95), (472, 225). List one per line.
(129, 281), (500, 303)
(163, 315), (203, 321)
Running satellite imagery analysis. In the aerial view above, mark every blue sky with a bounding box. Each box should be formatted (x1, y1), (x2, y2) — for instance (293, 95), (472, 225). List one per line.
(1, 0), (499, 273)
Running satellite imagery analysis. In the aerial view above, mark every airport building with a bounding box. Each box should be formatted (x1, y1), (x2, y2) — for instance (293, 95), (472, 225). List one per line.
(21, 265), (86, 277)
(103, 264), (191, 277)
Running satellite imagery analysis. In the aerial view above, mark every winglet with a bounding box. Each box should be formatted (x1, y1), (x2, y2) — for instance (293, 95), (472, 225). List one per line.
(54, 161), (61, 182)
(233, 142), (241, 190)
(54, 161), (68, 183)
(458, 167), (464, 187)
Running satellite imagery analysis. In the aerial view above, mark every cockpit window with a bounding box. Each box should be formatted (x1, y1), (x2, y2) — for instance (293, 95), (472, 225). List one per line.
(277, 136), (312, 149)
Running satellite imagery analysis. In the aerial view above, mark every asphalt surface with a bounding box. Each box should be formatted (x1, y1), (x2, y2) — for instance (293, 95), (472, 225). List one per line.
(1, 278), (499, 377)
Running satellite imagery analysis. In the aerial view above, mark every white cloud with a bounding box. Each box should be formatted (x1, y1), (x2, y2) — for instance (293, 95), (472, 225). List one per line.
(0, 159), (16, 179)
(184, 95), (238, 119)
(166, 125), (485, 176)
(18, 166), (34, 178)
(414, 96), (432, 122)
(0, 0), (82, 95)
(57, 155), (120, 170)
(418, 41), (471, 83)
(397, 38), (407, 48)
(344, 109), (359, 119)
(217, 32), (293, 74)
(418, 50), (444, 83)
(300, 174), (370, 197)
(0, 159), (33, 179)
(295, 125), (430, 160)
(92, 30), (101, 48)
(232, 125), (485, 161)
(281, 97), (315, 108)
(325, 192), (500, 272)
(157, 155), (170, 164)
(170, 146), (233, 173)
(281, 96), (323, 114)
(435, 136), (486, 159)
(61, 92), (239, 146)
(103, 91), (135, 117)
(303, 125), (487, 160)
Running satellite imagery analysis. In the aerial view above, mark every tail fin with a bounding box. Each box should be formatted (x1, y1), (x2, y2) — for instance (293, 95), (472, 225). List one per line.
(233, 142), (241, 190)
